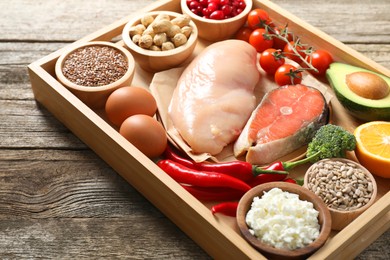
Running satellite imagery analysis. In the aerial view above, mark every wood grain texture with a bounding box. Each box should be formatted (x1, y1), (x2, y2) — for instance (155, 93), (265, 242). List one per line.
(1, 0), (389, 259)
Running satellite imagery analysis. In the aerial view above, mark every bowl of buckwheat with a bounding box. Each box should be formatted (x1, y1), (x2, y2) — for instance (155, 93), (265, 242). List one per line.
(122, 11), (198, 72)
(304, 158), (378, 230)
(55, 41), (135, 109)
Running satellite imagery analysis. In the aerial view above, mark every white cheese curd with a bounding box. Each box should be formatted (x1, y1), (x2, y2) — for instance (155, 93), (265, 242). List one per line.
(245, 187), (320, 250)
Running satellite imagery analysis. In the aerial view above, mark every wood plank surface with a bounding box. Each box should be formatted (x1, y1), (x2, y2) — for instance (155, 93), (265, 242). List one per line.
(1, 0), (389, 259)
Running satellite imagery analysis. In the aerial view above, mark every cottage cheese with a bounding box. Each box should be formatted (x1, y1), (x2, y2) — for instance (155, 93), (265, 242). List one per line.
(246, 187), (320, 250)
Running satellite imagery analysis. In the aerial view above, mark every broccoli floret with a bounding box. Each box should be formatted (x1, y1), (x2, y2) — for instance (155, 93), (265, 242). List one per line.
(306, 124), (357, 162)
(282, 124), (356, 170)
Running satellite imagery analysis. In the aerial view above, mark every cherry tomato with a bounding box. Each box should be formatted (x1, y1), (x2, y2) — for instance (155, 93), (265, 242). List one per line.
(235, 26), (252, 42)
(249, 28), (274, 53)
(305, 49), (333, 76)
(270, 26), (293, 50)
(274, 64), (302, 86)
(247, 8), (271, 29)
(283, 41), (306, 63)
(259, 48), (285, 74)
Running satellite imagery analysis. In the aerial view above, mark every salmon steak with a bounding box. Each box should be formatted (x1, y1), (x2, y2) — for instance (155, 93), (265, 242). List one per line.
(234, 84), (329, 165)
(169, 40), (260, 155)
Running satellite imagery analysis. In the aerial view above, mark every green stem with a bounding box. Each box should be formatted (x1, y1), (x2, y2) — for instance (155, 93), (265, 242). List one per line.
(252, 165), (289, 176)
(282, 151), (321, 171)
(265, 24), (318, 73)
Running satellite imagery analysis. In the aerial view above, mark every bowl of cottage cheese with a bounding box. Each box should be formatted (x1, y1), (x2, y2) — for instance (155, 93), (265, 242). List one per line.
(237, 182), (332, 259)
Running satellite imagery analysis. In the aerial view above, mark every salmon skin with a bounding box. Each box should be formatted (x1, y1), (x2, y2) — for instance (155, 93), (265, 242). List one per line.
(234, 84), (329, 165)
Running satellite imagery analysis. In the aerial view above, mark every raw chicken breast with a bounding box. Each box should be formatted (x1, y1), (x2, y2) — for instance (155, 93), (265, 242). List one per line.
(234, 84), (329, 165)
(169, 40), (260, 155)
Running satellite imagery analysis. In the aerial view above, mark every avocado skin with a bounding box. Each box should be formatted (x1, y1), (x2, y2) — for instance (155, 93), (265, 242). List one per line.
(326, 62), (390, 122)
(333, 89), (390, 121)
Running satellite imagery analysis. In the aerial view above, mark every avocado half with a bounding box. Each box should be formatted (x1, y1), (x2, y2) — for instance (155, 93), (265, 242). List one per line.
(326, 62), (390, 121)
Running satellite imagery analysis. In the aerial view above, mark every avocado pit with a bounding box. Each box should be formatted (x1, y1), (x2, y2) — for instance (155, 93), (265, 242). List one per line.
(346, 71), (390, 100)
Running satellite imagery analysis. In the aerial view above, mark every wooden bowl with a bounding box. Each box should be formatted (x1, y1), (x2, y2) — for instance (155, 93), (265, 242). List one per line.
(304, 158), (378, 231)
(237, 182), (332, 260)
(180, 0), (252, 42)
(55, 41), (135, 109)
(122, 11), (198, 72)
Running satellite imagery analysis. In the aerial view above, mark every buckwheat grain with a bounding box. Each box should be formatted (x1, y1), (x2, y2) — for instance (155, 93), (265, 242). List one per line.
(62, 45), (128, 87)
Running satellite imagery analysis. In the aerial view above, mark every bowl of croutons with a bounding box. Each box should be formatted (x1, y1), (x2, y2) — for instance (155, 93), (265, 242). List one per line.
(122, 11), (198, 72)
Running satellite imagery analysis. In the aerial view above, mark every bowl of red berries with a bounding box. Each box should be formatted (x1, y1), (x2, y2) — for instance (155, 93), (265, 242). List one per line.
(181, 0), (252, 42)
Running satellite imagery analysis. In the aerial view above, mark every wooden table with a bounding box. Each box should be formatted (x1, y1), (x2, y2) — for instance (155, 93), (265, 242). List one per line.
(1, 0), (389, 258)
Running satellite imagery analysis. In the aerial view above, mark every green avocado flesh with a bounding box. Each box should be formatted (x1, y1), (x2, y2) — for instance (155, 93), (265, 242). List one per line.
(326, 62), (390, 121)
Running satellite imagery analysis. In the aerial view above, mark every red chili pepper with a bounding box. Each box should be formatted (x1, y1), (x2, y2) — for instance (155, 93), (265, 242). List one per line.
(247, 173), (287, 187)
(211, 202), (239, 217)
(181, 185), (245, 201)
(163, 145), (194, 168)
(157, 159), (251, 192)
(283, 178), (304, 186)
(264, 161), (285, 171)
(163, 146), (288, 182)
(283, 178), (297, 184)
(194, 160), (254, 181)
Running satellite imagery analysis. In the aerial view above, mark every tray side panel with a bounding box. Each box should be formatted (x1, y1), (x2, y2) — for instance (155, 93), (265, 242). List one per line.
(312, 192), (390, 259)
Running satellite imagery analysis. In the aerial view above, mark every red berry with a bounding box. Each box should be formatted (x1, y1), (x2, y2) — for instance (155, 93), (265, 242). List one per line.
(207, 2), (218, 12)
(202, 7), (212, 17)
(199, 0), (208, 6)
(189, 1), (200, 10)
(210, 10), (224, 20)
(188, 0), (245, 19)
(221, 5), (232, 15)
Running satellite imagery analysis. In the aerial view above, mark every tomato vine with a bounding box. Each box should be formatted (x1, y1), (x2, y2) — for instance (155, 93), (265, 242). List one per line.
(240, 8), (334, 81)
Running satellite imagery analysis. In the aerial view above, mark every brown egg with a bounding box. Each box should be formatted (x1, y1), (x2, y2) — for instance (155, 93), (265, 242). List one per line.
(119, 114), (167, 158)
(105, 86), (157, 127)
(346, 71), (389, 100)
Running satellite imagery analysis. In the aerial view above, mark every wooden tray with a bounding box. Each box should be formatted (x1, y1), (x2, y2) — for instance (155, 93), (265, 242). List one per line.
(28, 0), (390, 258)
